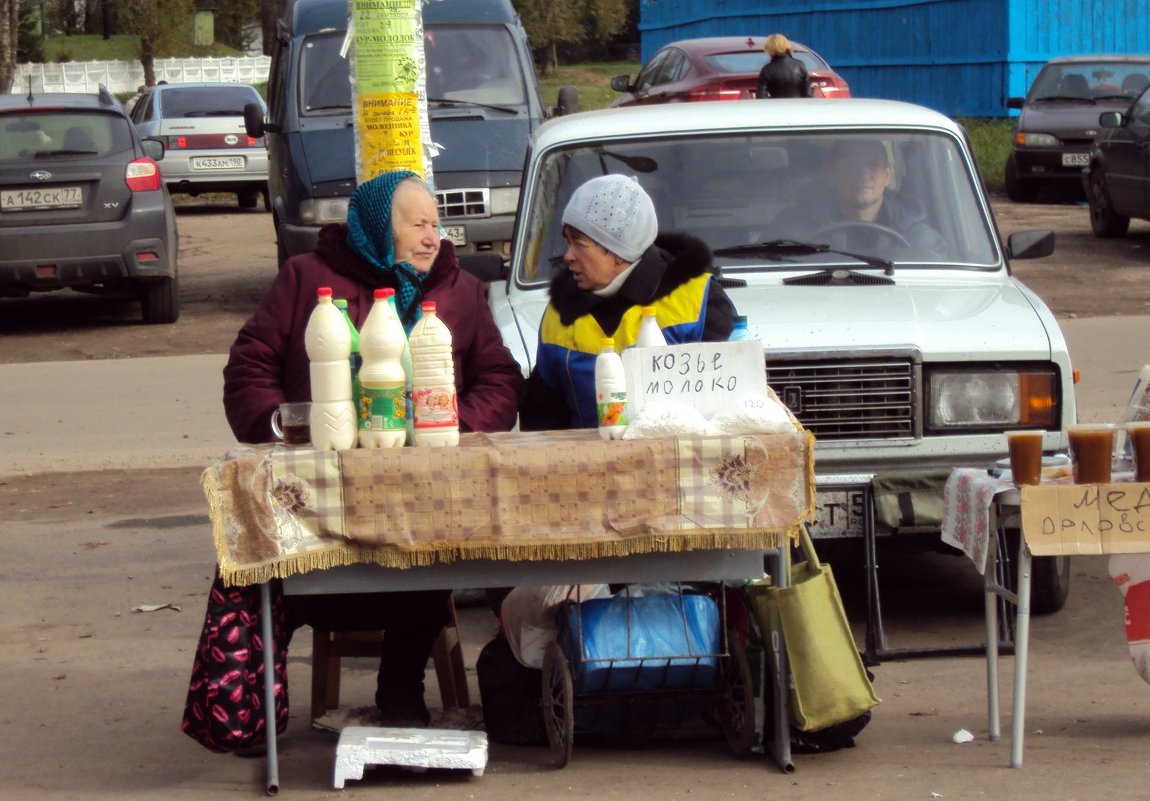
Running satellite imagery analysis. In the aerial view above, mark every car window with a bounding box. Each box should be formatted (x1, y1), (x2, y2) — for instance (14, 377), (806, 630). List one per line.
(1130, 91), (1150, 128)
(131, 93), (154, 123)
(634, 51), (669, 93)
(656, 49), (687, 85)
(517, 130), (996, 287)
(425, 26), (527, 106)
(1030, 61), (1150, 100)
(156, 86), (260, 117)
(0, 111), (134, 162)
(706, 49), (827, 75)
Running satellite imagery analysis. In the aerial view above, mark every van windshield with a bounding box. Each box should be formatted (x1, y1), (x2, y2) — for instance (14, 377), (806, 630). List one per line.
(300, 26), (527, 115)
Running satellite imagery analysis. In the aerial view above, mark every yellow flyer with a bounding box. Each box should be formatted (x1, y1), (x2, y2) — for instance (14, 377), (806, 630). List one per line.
(348, 0), (430, 182)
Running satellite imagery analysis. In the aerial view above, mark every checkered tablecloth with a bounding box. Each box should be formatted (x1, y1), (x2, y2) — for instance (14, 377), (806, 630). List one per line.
(203, 428), (815, 586)
(941, 468), (1014, 574)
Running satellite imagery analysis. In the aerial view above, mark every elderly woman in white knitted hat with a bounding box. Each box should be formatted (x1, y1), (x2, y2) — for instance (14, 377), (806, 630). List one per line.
(518, 174), (737, 431)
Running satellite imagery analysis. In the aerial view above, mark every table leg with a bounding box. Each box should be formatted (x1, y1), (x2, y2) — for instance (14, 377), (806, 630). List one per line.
(1011, 544), (1032, 768)
(985, 525), (1000, 742)
(260, 582), (280, 795)
(766, 548), (794, 773)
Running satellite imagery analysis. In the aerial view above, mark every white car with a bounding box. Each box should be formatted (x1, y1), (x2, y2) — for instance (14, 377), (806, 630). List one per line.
(466, 99), (1077, 620)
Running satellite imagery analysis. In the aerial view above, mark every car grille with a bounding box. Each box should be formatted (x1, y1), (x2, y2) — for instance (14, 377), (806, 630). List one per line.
(436, 188), (487, 219)
(766, 356), (917, 440)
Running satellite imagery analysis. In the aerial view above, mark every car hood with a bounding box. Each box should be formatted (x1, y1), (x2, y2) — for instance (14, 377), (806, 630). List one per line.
(300, 116), (532, 187)
(497, 274), (1056, 372)
(1021, 99), (1130, 137)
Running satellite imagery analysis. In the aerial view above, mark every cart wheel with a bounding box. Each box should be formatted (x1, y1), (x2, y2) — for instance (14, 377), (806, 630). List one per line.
(719, 630), (755, 759)
(542, 641), (574, 767)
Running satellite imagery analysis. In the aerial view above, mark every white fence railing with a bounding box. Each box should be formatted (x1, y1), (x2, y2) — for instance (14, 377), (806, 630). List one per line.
(10, 56), (271, 95)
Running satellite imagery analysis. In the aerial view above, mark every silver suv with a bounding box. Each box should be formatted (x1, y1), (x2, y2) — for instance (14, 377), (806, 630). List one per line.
(475, 99), (1076, 621)
(0, 87), (180, 324)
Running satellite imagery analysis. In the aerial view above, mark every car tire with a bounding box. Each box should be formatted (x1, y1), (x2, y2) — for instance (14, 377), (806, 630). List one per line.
(557, 85), (579, 116)
(140, 277), (179, 324)
(1004, 528), (1070, 614)
(238, 189), (260, 210)
(1004, 158), (1039, 203)
(1088, 169), (1131, 238)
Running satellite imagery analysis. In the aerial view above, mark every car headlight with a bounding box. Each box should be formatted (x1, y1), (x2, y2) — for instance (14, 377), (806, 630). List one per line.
(928, 368), (1058, 431)
(299, 197), (349, 225)
(489, 187), (520, 216)
(1015, 131), (1060, 148)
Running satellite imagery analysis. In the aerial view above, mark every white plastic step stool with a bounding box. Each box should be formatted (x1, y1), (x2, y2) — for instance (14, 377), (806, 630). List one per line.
(333, 726), (487, 789)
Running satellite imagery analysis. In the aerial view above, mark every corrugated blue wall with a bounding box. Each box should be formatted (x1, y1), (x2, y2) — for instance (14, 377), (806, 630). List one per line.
(638, 0), (1150, 117)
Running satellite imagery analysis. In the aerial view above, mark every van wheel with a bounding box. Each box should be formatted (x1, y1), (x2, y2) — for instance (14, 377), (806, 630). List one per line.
(140, 277), (179, 324)
(238, 189), (259, 209)
(557, 85), (579, 116)
(1088, 169), (1130, 238)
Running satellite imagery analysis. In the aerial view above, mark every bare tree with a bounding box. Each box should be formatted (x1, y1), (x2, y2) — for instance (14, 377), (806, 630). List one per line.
(259, 0), (284, 56)
(513, 0), (628, 75)
(0, 0), (17, 95)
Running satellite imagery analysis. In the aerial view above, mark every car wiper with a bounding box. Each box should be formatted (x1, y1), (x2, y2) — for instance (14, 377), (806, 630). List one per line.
(713, 239), (895, 275)
(1094, 93), (1133, 101)
(1033, 95), (1095, 103)
(426, 97), (518, 115)
(183, 110), (243, 117)
(35, 149), (97, 157)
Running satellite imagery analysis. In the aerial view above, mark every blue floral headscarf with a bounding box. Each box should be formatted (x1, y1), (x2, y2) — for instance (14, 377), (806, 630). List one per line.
(346, 169), (428, 332)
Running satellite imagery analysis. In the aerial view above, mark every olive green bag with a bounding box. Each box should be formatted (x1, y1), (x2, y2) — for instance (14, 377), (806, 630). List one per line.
(749, 525), (880, 732)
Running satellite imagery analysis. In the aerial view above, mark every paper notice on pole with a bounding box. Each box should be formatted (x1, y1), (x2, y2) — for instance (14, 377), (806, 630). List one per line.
(349, 0), (432, 184)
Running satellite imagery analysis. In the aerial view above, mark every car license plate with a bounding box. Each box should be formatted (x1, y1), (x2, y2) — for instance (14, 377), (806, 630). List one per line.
(442, 225), (466, 246)
(1062, 152), (1089, 167)
(809, 489), (867, 538)
(191, 156), (245, 170)
(0, 185), (82, 211)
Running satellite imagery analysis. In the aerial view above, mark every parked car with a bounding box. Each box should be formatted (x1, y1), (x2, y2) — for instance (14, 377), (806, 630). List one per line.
(0, 87), (180, 324)
(1005, 54), (1150, 202)
(609, 36), (849, 107)
(1083, 84), (1150, 237)
(130, 82), (269, 209)
(466, 99), (1076, 615)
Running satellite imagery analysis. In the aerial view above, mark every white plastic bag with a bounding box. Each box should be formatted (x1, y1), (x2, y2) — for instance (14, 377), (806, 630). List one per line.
(500, 585), (611, 668)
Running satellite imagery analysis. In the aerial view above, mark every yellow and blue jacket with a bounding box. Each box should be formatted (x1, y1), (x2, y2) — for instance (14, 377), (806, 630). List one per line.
(519, 233), (736, 430)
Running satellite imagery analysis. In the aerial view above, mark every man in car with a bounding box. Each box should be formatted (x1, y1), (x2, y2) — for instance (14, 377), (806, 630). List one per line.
(775, 138), (947, 258)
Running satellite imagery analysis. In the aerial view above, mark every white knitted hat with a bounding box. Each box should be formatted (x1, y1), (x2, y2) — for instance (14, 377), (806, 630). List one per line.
(561, 175), (658, 263)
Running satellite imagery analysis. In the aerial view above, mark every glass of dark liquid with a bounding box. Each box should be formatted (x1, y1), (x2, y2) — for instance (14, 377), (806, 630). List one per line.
(271, 402), (312, 448)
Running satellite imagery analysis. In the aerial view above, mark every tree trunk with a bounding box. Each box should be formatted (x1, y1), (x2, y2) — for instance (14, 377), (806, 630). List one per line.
(140, 33), (156, 87)
(539, 41), (557, 77)
(260, 0), (279, 56)
(0, 0), (16, 96)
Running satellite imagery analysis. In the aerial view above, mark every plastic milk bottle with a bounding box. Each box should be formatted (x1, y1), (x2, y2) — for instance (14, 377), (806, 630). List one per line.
(392, 292), (416, 446)
(635, 304), (667, 347)
(357, 288), (408, 448)
(334, 298), (361, 410)
(594, 337), (628, 440)
(409, 301), (460, 446)
(304, 287), (357, 450)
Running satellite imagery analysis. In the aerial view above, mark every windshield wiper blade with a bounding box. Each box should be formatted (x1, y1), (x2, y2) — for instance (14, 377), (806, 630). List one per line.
(714, 239), (894, 275)
(426, 97), (518, 115)
(1034, 95), (1095, 103)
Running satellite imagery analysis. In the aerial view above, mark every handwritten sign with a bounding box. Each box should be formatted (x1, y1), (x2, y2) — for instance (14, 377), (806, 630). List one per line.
(1020, 483), (1150, 555)
(621, 340), (766, 419)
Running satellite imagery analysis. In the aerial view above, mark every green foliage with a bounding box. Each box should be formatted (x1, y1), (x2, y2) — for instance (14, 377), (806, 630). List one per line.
(957, 117), (1015, 194)
(42, 33), (242, 62)
(514, 0), (627, 51)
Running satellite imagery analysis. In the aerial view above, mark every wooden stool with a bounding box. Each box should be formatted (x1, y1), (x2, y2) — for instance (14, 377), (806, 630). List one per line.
(310, 594), (470, 720)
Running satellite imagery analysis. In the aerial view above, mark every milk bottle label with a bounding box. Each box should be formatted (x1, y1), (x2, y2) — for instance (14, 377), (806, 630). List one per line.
(359, 384), (406, 432)
(597, 391), (628, 429)
(413, 384), (459, 428)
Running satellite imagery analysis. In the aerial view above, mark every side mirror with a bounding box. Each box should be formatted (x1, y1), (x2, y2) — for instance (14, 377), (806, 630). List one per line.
(1006, 96), (1024, 110)
(459, 253), (508, 283)
(555, 85), (579, 117)
(610, 75), (633, 93)
(141, 138), (165, 161)
(1006, 229), (1055, 260)
(244, 102), (268, 138)
(1099, 110), (1124, 128)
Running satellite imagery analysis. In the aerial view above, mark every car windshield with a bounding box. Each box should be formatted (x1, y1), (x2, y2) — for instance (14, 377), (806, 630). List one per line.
(516, 129), (998, 286)
(0, 110), (133, 162)
(1029, 61), (1150, 101)
(158, 86), (259, 117)
(301, 25), (528, 115)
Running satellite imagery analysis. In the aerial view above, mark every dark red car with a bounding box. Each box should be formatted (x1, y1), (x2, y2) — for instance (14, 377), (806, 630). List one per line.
(609, 36), (850, 107)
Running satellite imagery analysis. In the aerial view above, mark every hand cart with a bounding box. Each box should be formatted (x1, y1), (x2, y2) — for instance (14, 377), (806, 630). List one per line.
(541, 583), (755, 767)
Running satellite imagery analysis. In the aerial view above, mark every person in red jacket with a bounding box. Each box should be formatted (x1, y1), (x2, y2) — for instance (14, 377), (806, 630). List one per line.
(223, 170), (524, 726)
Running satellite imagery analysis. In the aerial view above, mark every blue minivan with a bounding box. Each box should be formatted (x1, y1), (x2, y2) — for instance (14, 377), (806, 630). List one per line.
(245, 0), (576, 265)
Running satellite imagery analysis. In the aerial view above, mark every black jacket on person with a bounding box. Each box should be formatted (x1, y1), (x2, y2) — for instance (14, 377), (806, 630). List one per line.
(756, 54), (811, 99)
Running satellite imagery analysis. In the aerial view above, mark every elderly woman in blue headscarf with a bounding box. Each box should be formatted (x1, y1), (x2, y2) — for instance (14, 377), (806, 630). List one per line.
(223, 170), (523, 726)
